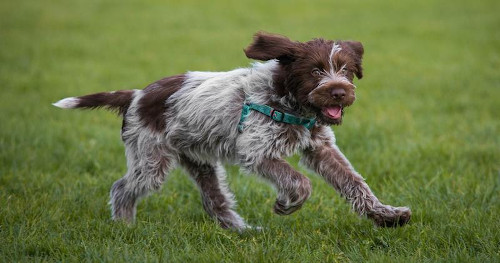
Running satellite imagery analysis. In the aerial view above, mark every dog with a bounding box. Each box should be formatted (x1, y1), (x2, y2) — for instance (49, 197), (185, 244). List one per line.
(54, 32), (411, 231)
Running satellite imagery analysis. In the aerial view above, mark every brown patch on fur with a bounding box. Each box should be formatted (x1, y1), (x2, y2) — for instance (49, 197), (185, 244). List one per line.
(244, 32), (300, 63)
(76, 90), (134, 115)
(138, 74), (185, 132)
(341, 41), (364, 79)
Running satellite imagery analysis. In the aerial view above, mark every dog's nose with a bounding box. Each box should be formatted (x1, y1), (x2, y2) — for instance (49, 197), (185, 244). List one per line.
(331, 88), (346, 100)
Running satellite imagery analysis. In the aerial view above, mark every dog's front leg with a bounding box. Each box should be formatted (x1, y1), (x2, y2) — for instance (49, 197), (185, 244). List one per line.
(302, 144), (411, 227)
(253, 158), (312, 215)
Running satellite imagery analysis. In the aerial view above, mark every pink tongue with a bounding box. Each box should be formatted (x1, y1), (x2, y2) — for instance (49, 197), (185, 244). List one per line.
(324, 106), (342, 119)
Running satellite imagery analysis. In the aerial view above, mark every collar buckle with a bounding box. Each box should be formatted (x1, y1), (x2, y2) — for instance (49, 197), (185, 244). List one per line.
(270, 109), (284, 122)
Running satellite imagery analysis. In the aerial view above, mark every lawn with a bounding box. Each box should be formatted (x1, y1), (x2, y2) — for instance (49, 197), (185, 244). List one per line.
(1, 0), (499, 262)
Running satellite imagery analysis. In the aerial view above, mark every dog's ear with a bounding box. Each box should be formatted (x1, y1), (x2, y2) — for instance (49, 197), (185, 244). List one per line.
(244, 32), (299, 63)
(344, 41), (364, 79)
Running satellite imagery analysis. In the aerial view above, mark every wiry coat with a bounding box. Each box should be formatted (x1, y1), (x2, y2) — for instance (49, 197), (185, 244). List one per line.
(54, 32), (411, 230)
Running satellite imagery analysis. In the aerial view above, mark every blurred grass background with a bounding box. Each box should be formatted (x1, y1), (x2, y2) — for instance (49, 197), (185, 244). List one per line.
(1, 0), (499, 262)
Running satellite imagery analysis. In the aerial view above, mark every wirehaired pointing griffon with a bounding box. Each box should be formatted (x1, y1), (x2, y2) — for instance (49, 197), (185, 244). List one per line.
(54, 32), (411, 230)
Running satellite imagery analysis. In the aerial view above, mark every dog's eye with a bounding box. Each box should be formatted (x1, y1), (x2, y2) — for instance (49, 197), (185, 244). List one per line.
(311, 68), (322, 77)
(339, 67), (348, 75)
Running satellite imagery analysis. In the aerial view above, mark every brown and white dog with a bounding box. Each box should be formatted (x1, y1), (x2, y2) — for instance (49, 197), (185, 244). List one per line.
(54, 32), (411, 231)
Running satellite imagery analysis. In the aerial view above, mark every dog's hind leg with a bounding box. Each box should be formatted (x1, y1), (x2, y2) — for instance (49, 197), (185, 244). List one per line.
(180, 157), (251, 232)
(110, 138), (174, 223)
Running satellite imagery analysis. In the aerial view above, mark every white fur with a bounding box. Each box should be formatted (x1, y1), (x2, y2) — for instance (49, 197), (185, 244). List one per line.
(52, 97), (79, 109)
(329, 43), (342, 74)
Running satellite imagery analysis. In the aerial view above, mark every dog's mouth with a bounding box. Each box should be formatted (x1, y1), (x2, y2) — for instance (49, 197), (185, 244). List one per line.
(319, 105), (345, 125)
(322, 105), (343, 120)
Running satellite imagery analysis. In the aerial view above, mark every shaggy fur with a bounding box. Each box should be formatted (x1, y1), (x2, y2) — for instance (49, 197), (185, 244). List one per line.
(54, 32), (411, 231)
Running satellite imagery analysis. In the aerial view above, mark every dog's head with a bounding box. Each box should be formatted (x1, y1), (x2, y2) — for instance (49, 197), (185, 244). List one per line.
(244, 32), (364, 125)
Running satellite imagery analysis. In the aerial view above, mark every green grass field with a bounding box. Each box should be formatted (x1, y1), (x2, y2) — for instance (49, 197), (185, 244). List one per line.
(1, 0), (499, 262)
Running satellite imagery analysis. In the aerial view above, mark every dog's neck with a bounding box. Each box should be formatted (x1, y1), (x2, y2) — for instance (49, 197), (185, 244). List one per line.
(268, 92), (310, 118)
(272, 65), (317, 119)
(245, 60), (315, 119)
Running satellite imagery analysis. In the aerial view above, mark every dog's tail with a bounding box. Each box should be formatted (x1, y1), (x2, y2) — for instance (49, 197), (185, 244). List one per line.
(52, 90), (135, 114)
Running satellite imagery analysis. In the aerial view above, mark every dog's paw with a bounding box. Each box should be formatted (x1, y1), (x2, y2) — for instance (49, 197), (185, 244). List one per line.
(368, 206), (411, 227)
(273, 177), (311, 215)
(273, 199), (304, 215)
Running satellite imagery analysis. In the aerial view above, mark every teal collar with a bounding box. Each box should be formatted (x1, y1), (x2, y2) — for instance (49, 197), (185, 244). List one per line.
(238, 101), (316, 132)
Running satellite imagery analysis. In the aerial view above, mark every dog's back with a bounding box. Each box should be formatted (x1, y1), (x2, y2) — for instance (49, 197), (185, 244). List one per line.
(53, 61), (290, 162)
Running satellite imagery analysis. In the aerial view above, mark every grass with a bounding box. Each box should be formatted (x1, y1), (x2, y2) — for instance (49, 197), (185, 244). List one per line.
(1, 0), (499, 261)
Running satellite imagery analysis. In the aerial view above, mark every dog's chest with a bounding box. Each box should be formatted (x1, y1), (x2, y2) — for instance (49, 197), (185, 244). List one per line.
(236, 116), (313, 159)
